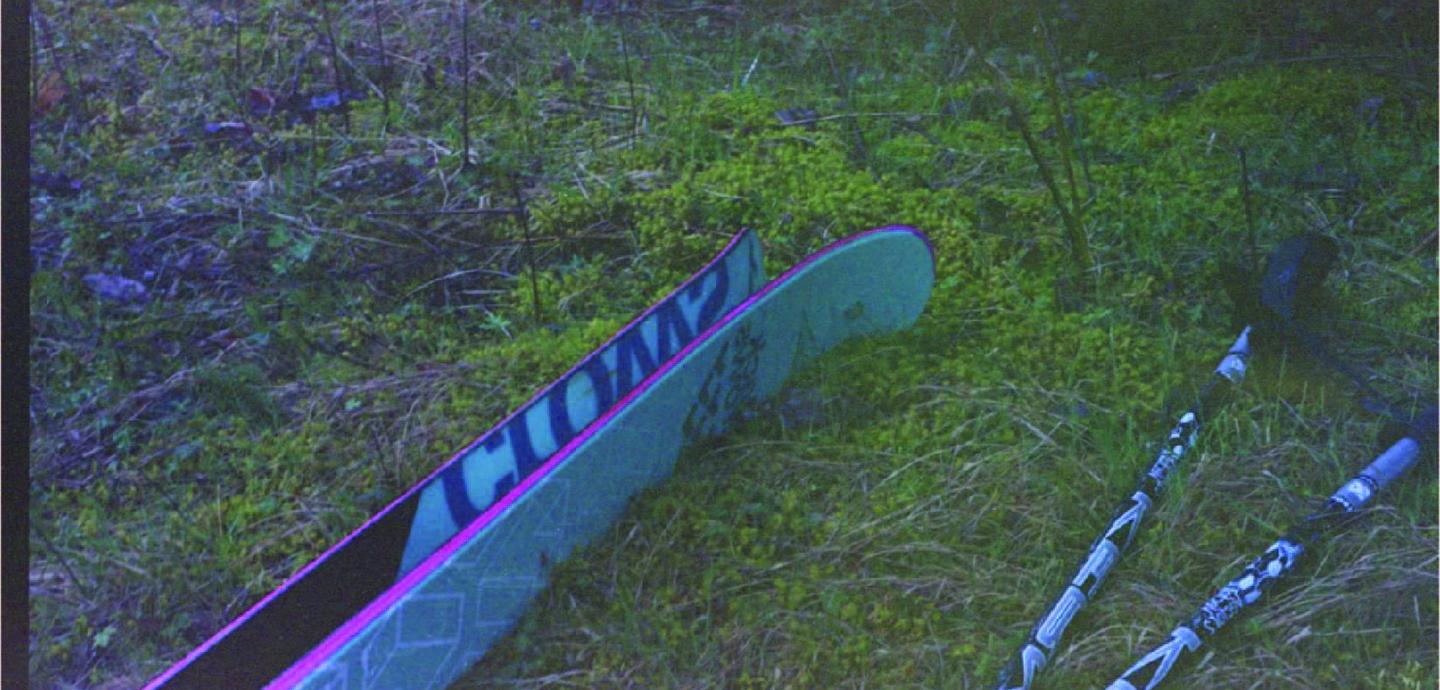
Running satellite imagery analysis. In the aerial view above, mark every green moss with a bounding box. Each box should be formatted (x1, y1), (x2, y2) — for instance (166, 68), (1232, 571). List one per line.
(29, 2), (1437, 688)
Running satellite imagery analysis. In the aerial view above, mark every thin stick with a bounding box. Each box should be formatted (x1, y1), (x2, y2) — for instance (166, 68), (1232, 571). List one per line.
(372, 0), (390, 131)
(364, 208), (524, 217)
(1036, 16), (1081, 215)
(32, 8), (82, 120)
(986, 60), (1093, 283)
(617, 5), (639, 143)
(319, 1), (350, 134)
(1144, 53), (1400, 82)
(310, 115), (319, 196)
(509, 11), (532, 156)
(1043, 63), (1081, 214)
(774, 111), (941, 127)
(819, 36), (872, 174)
(1404, 229), (1437, 259)
(233, 1), (243, 88)
(1238, 148), (1258, 275)
(460, 0), (471, 167)
(1039, 15), (1095, 205)
(33, 520), (95, 601)
(512, 175), (542, 324)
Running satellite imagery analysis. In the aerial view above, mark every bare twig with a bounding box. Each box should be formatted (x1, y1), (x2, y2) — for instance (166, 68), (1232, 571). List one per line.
(1403, 230), (1437, 259)
(232, 0), (243, 101)
(818, 35), (872, 174)
(512, 175), (543, 323)
(986, 58), (1093, 286)
(363, 207), (524, 217)
(1144, 53), (1401, 81)
(265, 210), (419, 250)
(405, 268), (519, 297)
(33, 523), (95, 601)
(372, 0), (390, 130)
(318, 1), (350, 134)
(32, 7), (83, 121)
(460, 0), (472, 167)
(1238, 147), (1258, 274)
(617, 4), (639, 143)
(775, 111), (941, 127)
(1037, 21), (1081, 216)
(1038, 15), (1094, 206)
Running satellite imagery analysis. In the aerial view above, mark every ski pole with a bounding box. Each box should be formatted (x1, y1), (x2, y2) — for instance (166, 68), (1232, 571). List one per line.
(991, 235), (1338, 690)
(1104, 407), (1437, 690)
(992, 330), (1250, 690)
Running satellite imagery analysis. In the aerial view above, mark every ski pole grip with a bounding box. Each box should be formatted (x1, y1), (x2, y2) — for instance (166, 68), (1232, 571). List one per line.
(1330, 407), (1433, 514)
(1212, 327), (1251, 384)
(1189, 327), (1251, 424)
(1350, 405), (1436, 502)
(1330, 436), (1420, 512)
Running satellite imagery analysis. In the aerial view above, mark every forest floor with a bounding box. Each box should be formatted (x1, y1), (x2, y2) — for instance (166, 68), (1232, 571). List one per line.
(29, 1), (1437, 688)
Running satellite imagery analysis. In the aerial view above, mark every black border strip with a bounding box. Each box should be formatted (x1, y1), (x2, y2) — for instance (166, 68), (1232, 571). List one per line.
(3, 0), (34, 688)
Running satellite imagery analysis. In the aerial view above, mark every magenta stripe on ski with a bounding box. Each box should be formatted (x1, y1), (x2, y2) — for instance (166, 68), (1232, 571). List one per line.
(141, 229), (753, 690)
(268, 225), (929, 688)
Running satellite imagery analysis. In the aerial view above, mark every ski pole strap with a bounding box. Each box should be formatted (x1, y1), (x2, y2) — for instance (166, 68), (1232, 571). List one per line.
(992, 328), (1252, 690)
(1282, 318), (1423, 431)
(1104, 416), (1432, 690)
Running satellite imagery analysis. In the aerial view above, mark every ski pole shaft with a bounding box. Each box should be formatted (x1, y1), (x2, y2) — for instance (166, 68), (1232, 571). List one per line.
(992, 327), (1252, 690)
(1105, 415), (1434, 690)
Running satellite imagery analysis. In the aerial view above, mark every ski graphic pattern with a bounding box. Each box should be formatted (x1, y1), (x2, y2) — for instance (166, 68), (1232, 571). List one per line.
(402, 233), (762, 572)
(271, 226), (935, 690)
(681, 319), (764, 444)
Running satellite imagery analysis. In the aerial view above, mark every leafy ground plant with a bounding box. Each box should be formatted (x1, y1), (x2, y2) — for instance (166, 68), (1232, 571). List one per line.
(29, 1), (1436, 688)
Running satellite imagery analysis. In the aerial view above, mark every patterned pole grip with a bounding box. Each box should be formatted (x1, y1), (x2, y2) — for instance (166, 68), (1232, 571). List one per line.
(1107, 537), (1310, 690)
(1146, 328), (1250, 492)
(1106, 433), (1426, 690)
(992, 330), (1252, 690)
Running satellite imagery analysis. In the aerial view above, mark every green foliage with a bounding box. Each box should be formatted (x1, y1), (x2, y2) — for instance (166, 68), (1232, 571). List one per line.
(28, 1), (1436, 688)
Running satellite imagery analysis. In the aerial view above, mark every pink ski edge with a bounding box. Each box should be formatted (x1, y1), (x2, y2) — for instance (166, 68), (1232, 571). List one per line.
(267, 224), (929, 688)
(140, 228), (755, 690)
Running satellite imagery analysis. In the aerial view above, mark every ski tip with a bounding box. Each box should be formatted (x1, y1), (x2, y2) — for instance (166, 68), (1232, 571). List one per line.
(875, 223), (935, 258)
(860, 224), (937, 276)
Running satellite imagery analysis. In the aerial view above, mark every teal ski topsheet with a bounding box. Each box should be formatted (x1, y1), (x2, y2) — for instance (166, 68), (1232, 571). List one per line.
(400, 232), (763, 573)
(270, 226), (935, 690)
(143, 230), (763, 690)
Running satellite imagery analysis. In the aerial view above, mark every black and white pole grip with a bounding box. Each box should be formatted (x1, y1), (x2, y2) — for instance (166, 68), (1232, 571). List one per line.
(1105, 406), (1437, 690)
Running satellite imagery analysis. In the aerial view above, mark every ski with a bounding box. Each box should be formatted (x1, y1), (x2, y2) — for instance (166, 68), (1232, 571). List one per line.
(147, 226), (934, 690)
(144, 229), (766, 690)
(264, 224), (933, 688)
(265, 226), (933, 690)
(266, 225), (933, 690)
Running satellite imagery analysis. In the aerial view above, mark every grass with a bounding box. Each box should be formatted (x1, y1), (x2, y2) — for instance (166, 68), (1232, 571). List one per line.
(28, 1), (1436, 689)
